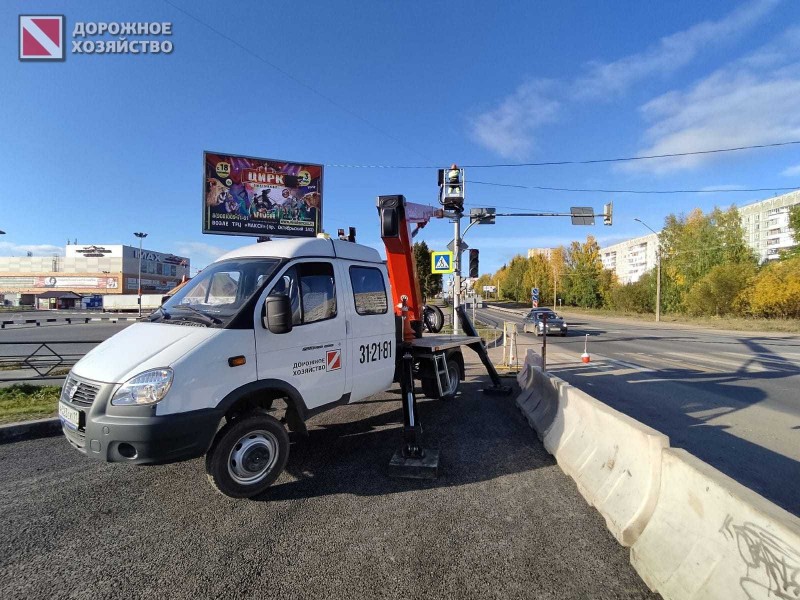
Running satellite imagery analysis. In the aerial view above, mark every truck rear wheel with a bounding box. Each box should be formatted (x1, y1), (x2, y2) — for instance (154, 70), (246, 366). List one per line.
(205, 413), (289, 498)
(420, 358), (460, 399)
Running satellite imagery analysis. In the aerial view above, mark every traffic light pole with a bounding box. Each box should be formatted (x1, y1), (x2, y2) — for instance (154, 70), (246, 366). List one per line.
(452, 213), (462, 335)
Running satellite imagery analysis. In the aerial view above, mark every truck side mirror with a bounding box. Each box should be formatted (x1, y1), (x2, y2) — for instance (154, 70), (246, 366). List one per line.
(263, 294), (293, 334)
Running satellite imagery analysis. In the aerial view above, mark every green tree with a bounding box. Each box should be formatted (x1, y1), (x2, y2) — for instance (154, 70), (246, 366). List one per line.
(562, 236), (604, 308)
(608, 271), (655, 313)
(660, 206), (756, 312)
(412, 241), (442, 300)
(684, 263), (756, 316)
(746, 256), (800, 317)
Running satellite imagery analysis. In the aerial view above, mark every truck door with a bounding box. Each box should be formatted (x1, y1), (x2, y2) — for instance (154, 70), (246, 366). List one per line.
(255, 260), (345, 410)
(345, 264), (396, 402)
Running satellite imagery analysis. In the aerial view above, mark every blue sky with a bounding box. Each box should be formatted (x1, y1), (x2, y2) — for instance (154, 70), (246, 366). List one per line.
(2, 0), (800, 274)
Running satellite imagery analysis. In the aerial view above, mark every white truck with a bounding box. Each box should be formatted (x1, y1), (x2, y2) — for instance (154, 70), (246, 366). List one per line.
(101, 294), (164, 313)
(58, 196), (508, 497)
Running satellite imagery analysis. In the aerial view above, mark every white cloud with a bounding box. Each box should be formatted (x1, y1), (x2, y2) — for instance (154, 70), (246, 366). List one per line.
(470, 0), (778, 157)
(0, 242), (63, 256)
(626, 28), (800, 174)
(782, 164), (800, 177)
(575, 0), (780, 98)
(470, 81), (560, 158)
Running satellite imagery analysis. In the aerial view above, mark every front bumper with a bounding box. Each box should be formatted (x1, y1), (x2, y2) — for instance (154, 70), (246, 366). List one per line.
(60, 375), (222, 465)
(538, 325), (567, 335)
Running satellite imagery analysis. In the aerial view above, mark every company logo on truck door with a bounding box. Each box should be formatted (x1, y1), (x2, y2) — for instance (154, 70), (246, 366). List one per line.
(326, 350), (341, 371)
(292, 358), (325, 376)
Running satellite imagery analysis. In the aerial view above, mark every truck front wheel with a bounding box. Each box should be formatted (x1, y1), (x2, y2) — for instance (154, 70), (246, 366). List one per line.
(205, 413), (289, 498)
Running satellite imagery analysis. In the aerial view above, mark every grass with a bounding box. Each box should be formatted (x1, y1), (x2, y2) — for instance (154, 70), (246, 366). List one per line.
(0, 384), (61, 424)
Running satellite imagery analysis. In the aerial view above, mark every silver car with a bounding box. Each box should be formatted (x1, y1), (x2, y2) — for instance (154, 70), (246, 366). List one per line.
(522, 309), (568, 336)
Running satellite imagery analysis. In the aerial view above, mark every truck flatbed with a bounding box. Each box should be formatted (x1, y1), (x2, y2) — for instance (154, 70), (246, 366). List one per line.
(409, 335), (482, 353)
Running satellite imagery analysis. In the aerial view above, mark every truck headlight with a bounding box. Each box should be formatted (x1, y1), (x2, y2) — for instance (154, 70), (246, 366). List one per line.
(111, 368), (173, 406)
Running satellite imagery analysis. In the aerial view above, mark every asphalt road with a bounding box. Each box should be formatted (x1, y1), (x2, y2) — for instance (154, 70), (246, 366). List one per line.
(479, 306), (800, 515)
(0, 351), (656, 600)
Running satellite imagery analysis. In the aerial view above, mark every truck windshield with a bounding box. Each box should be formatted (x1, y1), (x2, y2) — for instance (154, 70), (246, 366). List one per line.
(158, 258), (280, 326)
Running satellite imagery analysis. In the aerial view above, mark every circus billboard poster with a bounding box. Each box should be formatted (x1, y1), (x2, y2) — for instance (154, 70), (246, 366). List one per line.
(203, 151), (323, 238)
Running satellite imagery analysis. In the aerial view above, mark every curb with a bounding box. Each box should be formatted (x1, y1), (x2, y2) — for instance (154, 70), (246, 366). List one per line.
(0, 417), (62, 444)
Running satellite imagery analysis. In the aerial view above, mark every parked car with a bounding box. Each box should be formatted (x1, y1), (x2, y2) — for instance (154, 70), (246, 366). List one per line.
(522, 309), (568, 336)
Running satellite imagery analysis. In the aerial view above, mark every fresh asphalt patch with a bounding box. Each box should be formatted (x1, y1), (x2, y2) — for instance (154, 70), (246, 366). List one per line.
(0, 359), (657, 600)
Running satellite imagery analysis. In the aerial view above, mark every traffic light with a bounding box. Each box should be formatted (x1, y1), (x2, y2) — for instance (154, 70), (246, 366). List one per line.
(438, 163), (465, 212)
(603, 202), (613, 226)
(469, 249), (479, 278)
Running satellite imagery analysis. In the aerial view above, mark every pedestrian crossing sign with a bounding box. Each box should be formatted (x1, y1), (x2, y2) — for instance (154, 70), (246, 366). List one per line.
(431, 251), (454, 274)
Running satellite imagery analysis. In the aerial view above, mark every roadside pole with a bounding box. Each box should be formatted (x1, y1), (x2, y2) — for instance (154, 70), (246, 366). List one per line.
(541, 312), (548, 372)
(655, 247), (662, 323)
(453, 215), (461, 335)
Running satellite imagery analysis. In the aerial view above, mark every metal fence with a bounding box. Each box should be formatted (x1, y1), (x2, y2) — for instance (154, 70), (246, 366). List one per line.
(0, 341), (102, 382)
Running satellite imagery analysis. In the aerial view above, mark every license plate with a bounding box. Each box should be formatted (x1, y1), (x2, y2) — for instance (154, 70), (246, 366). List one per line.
(58, 402), (80, 429)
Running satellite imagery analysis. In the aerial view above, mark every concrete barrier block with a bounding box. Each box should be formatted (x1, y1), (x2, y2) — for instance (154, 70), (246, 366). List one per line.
(515, 356), (531, 387)
(515, 356), (564, 442)
(546, 385), (668, 546)
(631, 448), (800, 600)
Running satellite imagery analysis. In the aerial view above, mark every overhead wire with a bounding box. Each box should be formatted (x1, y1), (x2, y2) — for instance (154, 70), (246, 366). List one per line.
(467, 181), (800, 195)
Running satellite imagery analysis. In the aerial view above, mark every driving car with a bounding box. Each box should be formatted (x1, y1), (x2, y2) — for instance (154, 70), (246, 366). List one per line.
(522, 308), (568, 336)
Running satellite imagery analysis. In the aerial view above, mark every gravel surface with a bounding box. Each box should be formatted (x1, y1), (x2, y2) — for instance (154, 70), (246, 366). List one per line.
(0, 354), (656, 600)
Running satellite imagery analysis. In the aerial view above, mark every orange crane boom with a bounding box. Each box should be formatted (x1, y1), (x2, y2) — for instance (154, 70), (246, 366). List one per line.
(376, 195), (444, 342)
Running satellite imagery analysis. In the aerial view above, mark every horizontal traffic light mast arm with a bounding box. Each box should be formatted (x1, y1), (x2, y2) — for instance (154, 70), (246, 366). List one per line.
(494, 212), (594, 217)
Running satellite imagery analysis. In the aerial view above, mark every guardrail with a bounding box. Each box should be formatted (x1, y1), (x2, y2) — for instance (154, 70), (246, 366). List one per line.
(1, 316), (139, 329)
(0, 341), (102, 382)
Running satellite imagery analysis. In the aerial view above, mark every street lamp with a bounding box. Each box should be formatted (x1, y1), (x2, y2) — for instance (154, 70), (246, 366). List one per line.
(134, 232), (148, 317)
(634, 218), (661, 323)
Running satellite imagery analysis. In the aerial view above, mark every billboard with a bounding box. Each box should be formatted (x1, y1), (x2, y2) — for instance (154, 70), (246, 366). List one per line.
(203, 151), (323, 238)
(35, 276), (119, 289)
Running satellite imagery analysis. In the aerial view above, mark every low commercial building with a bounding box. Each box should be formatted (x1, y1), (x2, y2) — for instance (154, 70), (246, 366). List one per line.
(0, 243), (190, 307)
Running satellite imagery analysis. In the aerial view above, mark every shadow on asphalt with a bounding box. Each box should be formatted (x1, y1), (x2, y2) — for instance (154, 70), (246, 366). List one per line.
(255, 378), (548, 502)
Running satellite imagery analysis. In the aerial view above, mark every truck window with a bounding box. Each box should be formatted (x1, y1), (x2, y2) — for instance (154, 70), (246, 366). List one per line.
(349, 266), (388, 315)
(270, 262), (336, 325)
(161, 258), (280, 326)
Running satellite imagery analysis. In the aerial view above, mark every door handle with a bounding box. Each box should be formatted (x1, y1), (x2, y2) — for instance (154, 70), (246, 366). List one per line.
(346, 319), (350, 334)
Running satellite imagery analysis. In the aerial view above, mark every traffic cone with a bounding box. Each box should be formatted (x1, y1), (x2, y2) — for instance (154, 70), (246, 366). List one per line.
(581, 333), (591, 363)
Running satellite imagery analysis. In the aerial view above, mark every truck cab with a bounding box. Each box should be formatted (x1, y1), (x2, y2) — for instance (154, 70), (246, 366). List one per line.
(59, 237), (400, 497)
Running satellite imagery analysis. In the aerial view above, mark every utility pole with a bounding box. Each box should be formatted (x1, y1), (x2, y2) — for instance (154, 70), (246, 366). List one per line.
(134, 231), (148, 317)
(438, 164), (465, 335)
(634, 218), (661, 322)
(453, 215), (462, 334)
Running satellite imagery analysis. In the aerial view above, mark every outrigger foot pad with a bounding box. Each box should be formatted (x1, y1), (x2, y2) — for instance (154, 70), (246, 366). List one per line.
(388, 447), (440, 479)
